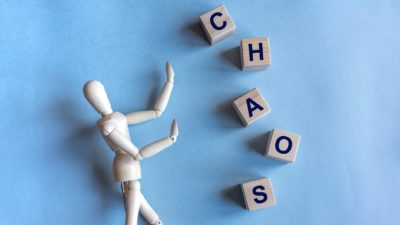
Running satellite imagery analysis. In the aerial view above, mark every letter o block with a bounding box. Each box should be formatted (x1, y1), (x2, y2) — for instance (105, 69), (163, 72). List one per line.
(240, 37), (271, 71)
(232, 88), (271, 126)
(200, 5), (236, 45)
(241, 177), (276, 211)
(265, 128), (301, 163)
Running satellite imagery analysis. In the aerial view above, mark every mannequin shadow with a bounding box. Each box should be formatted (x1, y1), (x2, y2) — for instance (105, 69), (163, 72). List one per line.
(55, 99), (122, 212)
(220, 46), (241, 70)
(146, 70), (163, 109)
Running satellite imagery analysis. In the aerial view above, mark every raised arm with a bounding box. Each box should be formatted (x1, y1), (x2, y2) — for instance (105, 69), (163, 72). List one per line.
(135, 119), (179, 160)
(126, 62), (175, 125)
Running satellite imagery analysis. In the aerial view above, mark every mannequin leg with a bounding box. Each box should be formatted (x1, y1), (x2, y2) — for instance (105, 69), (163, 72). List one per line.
(121, 183), (127, 211)
(123, 180), (141, 225)
(140, 193), (162, 225)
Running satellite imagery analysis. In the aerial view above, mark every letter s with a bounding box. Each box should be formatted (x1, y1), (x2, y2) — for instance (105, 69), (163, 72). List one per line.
(253, 185), (268, 204)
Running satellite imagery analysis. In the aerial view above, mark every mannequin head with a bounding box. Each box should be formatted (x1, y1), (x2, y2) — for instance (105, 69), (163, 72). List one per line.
(83, 80), (113, 116)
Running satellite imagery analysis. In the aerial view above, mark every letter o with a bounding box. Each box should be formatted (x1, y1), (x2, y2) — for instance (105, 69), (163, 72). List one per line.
(275, 136), (292, 154)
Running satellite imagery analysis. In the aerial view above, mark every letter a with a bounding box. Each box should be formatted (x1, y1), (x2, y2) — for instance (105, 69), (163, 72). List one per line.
(246, 98), (264, 117)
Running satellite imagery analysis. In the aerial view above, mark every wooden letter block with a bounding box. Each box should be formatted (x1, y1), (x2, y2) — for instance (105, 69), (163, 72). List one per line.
(200, 5), (236, 45)
(240, 37), (271, 71)
(241, 177), (276, 211)
(265, 128), (301, 163)
(232, 88), (271, 126)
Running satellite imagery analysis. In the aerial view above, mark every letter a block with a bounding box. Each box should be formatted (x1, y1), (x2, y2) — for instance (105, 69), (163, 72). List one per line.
(232, 88), (271, 126)
(241, 177), (276, 211)
(240, 37), (271, 71)
(265, 128), (301, 163)
(200, 5), (236, 45)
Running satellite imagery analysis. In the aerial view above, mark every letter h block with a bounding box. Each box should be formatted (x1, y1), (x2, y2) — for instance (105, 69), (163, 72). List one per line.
(265, 129), (301, 163)
(200, 5), (236, 45)
(232, 88), (271, 126)
(240, 37), (271, 71)
(241, 177), (276, 211)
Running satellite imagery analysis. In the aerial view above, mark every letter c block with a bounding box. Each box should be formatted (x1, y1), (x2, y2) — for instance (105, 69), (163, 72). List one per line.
(200, 5), (236, 45)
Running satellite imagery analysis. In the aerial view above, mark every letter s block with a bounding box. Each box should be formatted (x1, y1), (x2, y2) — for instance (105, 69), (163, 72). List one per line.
(241, 177), (276, 211)
(232, 88), (271, 126)
(265, 128), (301, 163)
(240, 37), (271, 71)
(200, 5), (236, 45)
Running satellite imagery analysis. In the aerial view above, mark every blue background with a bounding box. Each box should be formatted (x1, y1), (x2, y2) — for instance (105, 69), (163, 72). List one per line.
(1, 1), (400, 224)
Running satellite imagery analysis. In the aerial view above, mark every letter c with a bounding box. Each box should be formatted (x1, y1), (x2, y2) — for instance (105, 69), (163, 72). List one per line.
(210, 12), (227, 30)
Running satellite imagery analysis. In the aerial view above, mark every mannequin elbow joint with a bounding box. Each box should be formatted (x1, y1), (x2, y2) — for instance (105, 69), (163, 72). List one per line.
(155, 110), (163, 118)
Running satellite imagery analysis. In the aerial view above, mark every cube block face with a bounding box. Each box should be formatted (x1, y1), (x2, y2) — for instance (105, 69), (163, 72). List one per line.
(200, 5), (236, 45)
(241, 177), (276, 211)
(265, 129), (301, 162)
(240, 37), (271, 71)
(232, 88), (271, 126)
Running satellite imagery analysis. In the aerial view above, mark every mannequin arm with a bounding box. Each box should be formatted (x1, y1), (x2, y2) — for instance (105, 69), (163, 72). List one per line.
(125, 110), (157, 124)
(126, 62), (175, 125)
(103, 129), (140, 159)
(135, 119), (179, 160)
(136, 137), (173, 160)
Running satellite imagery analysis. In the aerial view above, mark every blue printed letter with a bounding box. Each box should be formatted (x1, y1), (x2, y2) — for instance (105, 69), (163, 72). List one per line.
(210, 12), (227, 30)
(248, 43), (264, 61)
(246, 98), (264, 117)
(253, 185), (268, 204)
(275, 136), (292, 154)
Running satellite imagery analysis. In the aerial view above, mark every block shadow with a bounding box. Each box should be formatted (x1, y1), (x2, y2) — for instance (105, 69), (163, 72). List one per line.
(183, 21), (209, 46)
(247, 132), (268, 156)
(247, 132), (289, 167)
(222, 184), (245, 209)
(215, 97), (243, 129)
(220, 46), (241, 70)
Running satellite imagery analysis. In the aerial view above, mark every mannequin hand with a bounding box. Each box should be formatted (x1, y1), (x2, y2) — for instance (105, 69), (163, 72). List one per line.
(169, 119), (179, 143)
(166, 62), (175, 83)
